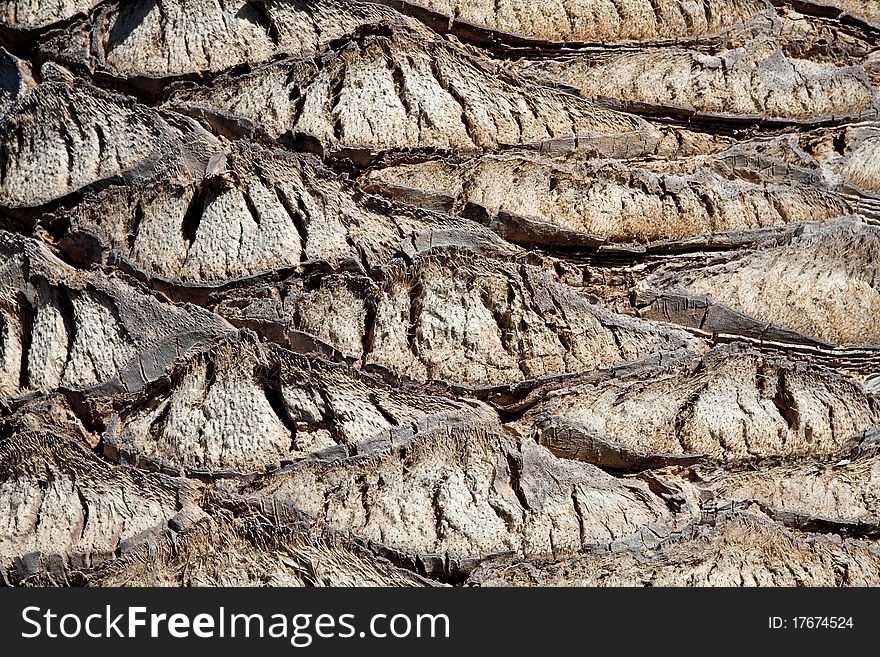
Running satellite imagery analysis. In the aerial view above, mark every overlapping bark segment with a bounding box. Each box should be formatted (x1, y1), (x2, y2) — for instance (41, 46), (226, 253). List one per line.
(39, 0), (406, 79)
(0, 59), (222, 208)
(56, 142), (512, 283)
(362, 149), (848, 247)
(166, 24), (659, 158)
(466, 512), (880, 586)
(523, 345), (878, 466)
(103, 331), (495, 475)
(0, 232), (230, 399)
(638, 219), (880, 346)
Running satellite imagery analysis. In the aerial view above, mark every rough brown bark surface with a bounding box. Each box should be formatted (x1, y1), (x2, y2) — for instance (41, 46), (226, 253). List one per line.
(2, 0), (880, 587)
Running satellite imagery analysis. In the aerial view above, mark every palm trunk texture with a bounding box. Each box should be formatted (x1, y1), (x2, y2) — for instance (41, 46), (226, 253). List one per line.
(2, 0), (880, 586)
